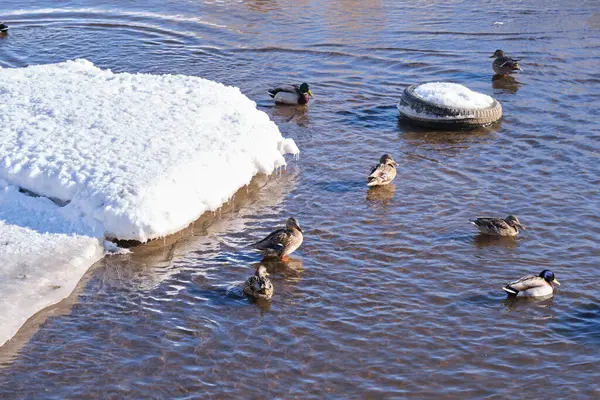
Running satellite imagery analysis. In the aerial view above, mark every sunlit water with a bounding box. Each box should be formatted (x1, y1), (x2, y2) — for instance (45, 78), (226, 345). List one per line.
(1, 0), (599, 397)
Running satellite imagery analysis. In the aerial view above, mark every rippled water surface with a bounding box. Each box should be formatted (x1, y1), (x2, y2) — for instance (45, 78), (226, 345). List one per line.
(1, 0), (600, 398)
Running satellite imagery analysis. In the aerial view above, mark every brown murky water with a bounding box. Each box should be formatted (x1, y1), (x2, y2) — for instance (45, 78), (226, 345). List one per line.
(1, 0), (600, 398)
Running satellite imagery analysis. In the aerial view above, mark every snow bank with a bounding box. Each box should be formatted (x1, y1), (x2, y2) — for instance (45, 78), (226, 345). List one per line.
(0, 60), (299, 346)
(0, 59), (299, 242)
(414, 82), (494, 109)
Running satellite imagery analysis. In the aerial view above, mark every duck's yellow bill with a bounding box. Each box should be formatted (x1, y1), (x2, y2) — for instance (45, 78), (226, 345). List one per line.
(553, 278), (561, 285)
(308, 89), (313, 97)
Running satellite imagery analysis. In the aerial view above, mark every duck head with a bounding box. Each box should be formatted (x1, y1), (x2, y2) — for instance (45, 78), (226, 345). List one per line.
(490, 49), (505, 58)
(299, 83), (313, 97)
(505, 215), (525, 231)
(256, 265), (270, 278)
(379, 154), (398, 166)
(286, 217), (303, 233)
(539, 269), (560, 286)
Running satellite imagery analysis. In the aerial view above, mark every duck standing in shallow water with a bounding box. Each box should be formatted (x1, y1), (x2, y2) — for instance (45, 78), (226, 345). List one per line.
(503, 270), (560, 298)
(253, 217), (303, 260)
(367, 154), (398, 187)
(0, 23), (8, 33)
(243, 265), (274, 300)
(490, 49), (522, 76)
(471, 215), (524, 237)
(268, 83), (313, 105)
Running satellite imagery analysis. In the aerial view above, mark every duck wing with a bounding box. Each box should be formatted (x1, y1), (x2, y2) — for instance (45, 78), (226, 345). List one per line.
(503, 275), (544, 295)
(368, 163), (396, 185)
(472, 217), (510, 232)
(253, 228), (288, 251)
(244, 276), (260, 292)
(500, 59), (516, 68)
(498, 56), (521, 69)
(268, 84), (299, 98)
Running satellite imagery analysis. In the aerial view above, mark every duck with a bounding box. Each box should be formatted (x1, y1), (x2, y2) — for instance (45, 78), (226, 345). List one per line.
(490, 49), (522, 76)
(0, 23), (8, 33)
(243, 265), (274, 300)
(503, 269), (560, 298)
(252, 217), (303, 260)
(268, 83), (313, 105)
(367, 154), (398, 187)
(471, 215), (524, 237)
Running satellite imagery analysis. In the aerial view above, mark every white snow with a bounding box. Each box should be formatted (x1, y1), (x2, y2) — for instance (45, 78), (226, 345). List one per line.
(0, 59), (299, 242)
(0, 60), (299, 346)
(414, 82), (494, 109)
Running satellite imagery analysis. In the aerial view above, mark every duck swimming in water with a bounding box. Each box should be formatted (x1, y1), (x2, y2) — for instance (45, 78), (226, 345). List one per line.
(252, 217), (303, 260)
(503, 269), (560, 298)
(367, 154), (398, 187)
(268, 83), (313, 105)
(490, 49), (522, 76)
(243, 265), (274, 300)
(471, 215), (524, 237)
(0, 23), (8, 33)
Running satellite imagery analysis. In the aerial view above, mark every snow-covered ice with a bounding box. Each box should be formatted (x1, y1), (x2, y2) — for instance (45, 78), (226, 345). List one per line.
(0, 60), (298, 346)
(414, 82), (494, 109)
(0, 59), (299, 242)
(0, 184), (104, 346)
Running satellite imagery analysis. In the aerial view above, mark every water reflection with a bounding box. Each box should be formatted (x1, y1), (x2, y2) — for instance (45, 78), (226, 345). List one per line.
(399, 119), (498, 156)
(502, 295), (554, 312)
(473, 233), (518, 248)
(98, 244), (178, 292)
(366, 184), (395, 207)
(243, 0), (281, 13)
(492, 74), (522, 94)
(255, 257), (304, 281)
(270, 104), (311, 127)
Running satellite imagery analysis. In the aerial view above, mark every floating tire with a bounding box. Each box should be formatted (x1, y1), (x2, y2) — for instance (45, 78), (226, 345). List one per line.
(398, 83), (502, 129)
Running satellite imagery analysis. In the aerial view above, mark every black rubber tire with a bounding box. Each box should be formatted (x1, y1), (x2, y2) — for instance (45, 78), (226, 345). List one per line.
(398, 84), (502, 129)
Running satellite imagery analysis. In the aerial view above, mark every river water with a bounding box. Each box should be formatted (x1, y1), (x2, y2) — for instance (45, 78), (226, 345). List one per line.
(1, 0), (599, 398)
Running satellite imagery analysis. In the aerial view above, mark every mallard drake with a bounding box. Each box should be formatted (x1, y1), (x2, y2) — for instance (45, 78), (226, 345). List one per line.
(0, 23), (8, 33)
(367, 154), (398, 187)
(253, 217), (303, 260)
(471, 215), (524, 237)
(268, 83), (313, 105)
(503, 269), (560, 298)
(243, 265), (274, 300)
(490, 49), (522, 76)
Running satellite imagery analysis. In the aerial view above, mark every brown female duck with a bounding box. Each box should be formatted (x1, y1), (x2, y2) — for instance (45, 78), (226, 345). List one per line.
(471, 215), (525, 237)
(367, 154), (398, 187)
(243, 265), (274, 300)
(490, 49), (522, 76)
(253, 217), (303, 260)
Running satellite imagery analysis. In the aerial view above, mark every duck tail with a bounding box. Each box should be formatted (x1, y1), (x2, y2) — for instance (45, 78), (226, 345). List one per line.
(502, 285), (519, 296)
(367, 177), (380, 187)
